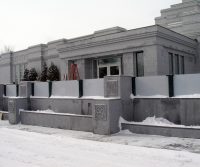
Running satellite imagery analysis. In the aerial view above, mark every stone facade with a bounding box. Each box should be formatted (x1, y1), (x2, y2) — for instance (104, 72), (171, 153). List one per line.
(0, 0), (200, 84)
(155, 0), (200, 39)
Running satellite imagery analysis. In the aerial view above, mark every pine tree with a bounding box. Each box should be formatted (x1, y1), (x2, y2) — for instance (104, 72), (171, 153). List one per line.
(28, 68), (38, 81)
(47, 63), (59, 81)
(40, 62), (48, 82)
(23, 68), (29, 81)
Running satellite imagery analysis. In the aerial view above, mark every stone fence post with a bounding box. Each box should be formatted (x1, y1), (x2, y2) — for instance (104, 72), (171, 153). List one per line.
(92, 76), (133, 135)
(8, 98), (29, 124)
(8, 81), (32, 124)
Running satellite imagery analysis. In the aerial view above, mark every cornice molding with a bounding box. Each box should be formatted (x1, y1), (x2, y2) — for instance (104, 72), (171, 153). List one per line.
(58, 29), (197, 57)
(156, 31), (197, 49)
(43, 54), (59, 60)
(58, 31), (158, 53)
(28, 57), (42, 62)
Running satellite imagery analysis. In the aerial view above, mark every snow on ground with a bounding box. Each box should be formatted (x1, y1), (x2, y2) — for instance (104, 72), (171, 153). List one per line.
(0, 120), (200, 167)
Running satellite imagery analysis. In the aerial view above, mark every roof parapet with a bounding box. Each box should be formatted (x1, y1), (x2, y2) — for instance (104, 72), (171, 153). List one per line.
(94, 27), (127, 37)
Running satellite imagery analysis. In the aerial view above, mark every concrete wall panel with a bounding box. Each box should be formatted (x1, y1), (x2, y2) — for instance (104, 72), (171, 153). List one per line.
(174, 74), (200, 96)
(136, 76), (169, 96)
(52, 80), (79, 97)
(83, 79), (104, 97)
(34, 82), (49, 97)
(6, 84), (17, 97)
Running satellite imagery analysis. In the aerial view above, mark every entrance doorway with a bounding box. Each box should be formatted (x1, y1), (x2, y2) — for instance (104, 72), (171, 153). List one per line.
(97, 57), (121, 78)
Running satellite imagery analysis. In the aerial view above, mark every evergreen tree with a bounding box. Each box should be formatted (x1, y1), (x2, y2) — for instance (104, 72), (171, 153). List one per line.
(40, 62), (48, 82)
(47, 63), (59, 81)
(23, 68), (29, 81)
(28, 68), (38, 81)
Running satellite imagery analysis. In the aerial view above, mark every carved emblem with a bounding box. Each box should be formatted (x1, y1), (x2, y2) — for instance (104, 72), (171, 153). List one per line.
(94, 104), (107, 121)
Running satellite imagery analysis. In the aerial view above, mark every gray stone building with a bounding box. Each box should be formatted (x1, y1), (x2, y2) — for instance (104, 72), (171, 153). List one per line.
(0, 0), (200, 84)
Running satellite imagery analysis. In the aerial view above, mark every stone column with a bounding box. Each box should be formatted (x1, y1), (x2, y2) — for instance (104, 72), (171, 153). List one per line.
(8, 98), (29, 124)
(122, 52), (135, 76)
(143, 46), (158, 76)
(60, 59), (68, 80)
(8, 82), (32, 124)
(0, 84), (3, 110)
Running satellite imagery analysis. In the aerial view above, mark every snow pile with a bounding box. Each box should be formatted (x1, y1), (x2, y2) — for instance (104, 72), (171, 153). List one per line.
(50, 95), (78, 99)
(136, 95), (168, 98)
(130, 94), (135, 99)
(130, 94), (168, 99)
(174, 94), (200, 98)
(119, 116), (175, 128)
(120, 116), (200, 129)
(30, 96), (48, 98)
(142, 116), (175, 126)
(35, 109), (55, 113)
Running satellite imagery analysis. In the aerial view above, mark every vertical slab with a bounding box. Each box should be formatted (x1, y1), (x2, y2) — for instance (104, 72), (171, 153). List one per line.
(19, 82), (32, 97)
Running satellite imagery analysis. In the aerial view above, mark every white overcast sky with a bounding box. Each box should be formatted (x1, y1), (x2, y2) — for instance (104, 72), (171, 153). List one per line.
(0, 0), (181, 51)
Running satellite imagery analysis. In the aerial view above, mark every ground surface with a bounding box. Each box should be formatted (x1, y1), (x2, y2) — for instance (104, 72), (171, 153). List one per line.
(0, 120), (200, 167)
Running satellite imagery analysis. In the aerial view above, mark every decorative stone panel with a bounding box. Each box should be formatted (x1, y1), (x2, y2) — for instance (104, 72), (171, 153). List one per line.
(94, 104), (107, 121)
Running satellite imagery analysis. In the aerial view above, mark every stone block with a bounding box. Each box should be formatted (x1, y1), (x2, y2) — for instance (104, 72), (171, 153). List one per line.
(92, 99), (122, 135)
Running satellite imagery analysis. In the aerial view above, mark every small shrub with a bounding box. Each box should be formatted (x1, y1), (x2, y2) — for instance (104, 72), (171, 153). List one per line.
(47, 63), (59, 81)
(28, 68), (38, 81)
(40, 62), (48, 82)
(23, 68), (29, 81)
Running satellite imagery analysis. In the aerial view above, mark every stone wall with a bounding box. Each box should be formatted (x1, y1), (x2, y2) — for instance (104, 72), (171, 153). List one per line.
(21, 111), (93, 132)
(132, 98), (200, 126)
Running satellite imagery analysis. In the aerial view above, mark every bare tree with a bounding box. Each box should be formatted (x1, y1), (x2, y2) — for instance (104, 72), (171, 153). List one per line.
(0, 45), (14, 54)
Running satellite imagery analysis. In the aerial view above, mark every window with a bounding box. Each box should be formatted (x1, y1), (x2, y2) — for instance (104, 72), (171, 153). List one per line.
(168, 53), (184, 75)
(97, 57), (121, 78)
(169, 53), (174, 74)
(174, 54), (179, 74)
(179, 56), (185, 74)
(99, 67), (107, 78)
(110, 66), (119, 75)
(135, 52), (144, 77)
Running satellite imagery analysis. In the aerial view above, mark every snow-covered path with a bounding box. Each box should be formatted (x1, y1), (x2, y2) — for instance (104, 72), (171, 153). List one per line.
(0, 122), (200, 167)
